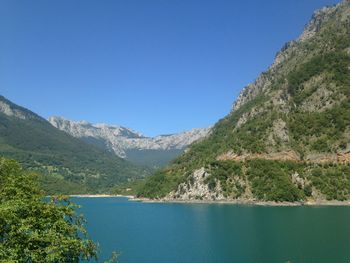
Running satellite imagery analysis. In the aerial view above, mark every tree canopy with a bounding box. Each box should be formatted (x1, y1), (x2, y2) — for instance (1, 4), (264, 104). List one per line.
(0, 157), (98, 262)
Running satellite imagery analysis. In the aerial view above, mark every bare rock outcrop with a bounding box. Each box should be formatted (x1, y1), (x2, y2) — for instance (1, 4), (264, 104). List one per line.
(167, 168), (224, 201)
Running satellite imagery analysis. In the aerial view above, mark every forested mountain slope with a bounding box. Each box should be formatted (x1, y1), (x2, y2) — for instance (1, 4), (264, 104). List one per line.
(0, 96), (149, 194)
(137, 0), (350, 202)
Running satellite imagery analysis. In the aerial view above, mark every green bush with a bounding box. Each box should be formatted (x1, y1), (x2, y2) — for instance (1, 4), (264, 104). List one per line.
(0, 158), (97, 262)
(246, 160), (304, 202)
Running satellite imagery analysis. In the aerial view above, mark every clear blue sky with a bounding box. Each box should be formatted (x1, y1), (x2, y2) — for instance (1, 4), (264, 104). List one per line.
(0, 0), (341, 136)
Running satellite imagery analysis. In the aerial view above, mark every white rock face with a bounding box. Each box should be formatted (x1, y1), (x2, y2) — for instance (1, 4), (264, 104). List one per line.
(49, 116), (211, 158)
(167, 167), (224, 200)
(0, 101), (27, 120)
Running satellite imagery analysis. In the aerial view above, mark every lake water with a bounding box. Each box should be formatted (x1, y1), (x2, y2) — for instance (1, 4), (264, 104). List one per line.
(74, 197), (350, 263)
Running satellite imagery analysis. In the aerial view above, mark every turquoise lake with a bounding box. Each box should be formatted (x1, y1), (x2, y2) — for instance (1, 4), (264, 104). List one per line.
(74, 197), (350, 263)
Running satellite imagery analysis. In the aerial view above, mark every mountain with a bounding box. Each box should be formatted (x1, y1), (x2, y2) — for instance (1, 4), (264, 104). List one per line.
(137, 0), (350, 202)
(49, 116), (211, 168)
(0, 96), (149, 194)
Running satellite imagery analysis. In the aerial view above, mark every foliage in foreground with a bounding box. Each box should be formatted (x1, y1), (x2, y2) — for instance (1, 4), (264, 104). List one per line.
(0, 157), (98, 262)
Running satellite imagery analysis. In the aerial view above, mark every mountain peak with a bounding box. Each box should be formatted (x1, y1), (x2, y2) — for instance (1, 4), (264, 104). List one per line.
(49, 116), (145, 139)
(232, 0), (349, 113)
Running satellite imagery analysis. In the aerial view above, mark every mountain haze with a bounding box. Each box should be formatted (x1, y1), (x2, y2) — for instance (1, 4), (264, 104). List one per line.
(137, 0), (350, 202)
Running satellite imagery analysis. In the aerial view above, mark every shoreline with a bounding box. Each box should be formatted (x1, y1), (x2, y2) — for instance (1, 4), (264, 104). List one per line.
(69, 194), (134, 198)
(69, 195), (350, 206)
(130, 197), (350, 206)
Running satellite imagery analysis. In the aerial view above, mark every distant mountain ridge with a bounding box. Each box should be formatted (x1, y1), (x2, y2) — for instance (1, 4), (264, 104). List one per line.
(49, 116), (211, 167)
(0, 95), (149, 194)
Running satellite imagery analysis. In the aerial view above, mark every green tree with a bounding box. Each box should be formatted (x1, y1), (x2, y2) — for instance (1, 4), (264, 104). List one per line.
(0, 158), (98, 262)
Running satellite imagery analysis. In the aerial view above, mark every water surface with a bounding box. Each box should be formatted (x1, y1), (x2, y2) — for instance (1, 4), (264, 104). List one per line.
(74, 197), (350, 263)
